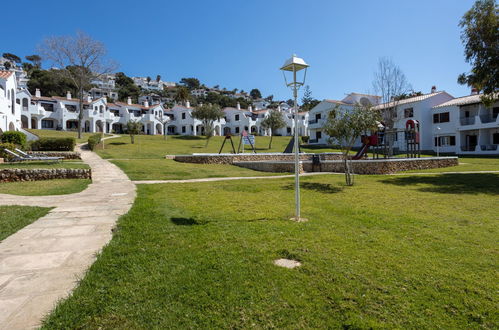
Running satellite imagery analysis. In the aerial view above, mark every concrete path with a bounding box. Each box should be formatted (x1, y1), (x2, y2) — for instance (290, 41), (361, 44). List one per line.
(0, 143), (136, 329)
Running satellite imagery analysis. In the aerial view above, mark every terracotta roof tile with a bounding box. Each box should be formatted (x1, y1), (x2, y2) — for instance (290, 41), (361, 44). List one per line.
(0, 71), (14, 79)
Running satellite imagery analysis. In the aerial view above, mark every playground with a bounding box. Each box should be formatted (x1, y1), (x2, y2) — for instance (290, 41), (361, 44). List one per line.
(175, 120), (459, 174)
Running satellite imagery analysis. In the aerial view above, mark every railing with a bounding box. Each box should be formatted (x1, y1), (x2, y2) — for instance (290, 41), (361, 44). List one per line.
(309, 139), (318, 143)
(308, 119), (318, 125)
(479, 114), (498, 123)
(460, 117), (475, 125)
(22, 106), (28, 111)
(480, 144), (498, 151)
(460, 145), (477, 152)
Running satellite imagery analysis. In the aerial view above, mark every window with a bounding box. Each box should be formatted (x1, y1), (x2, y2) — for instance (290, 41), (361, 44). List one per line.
(316, 131), (322, 140)
(41, 103), (54, 112)
(235, 127), (240, 134)
(433, 112), (450, 123)
(182, 126), (186, 133)
(99, 105), (104, 113)
(182, 112), (186, 120)
(493, 133), (499, 144)
(315, 113), (321, 120)
(66, 105), (77, 112)
(235, 114), (240, 121)
(41, 119), (54, 128)
(287, 127), (291, 134)
(404, 108), (414, 118)
(16, 98), (20, 104)
(493, 107), (499, 119)
(434, 135), (456, 146)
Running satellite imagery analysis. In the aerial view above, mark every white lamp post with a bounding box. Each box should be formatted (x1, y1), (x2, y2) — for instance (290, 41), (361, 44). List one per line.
(280, 54), (309, 222)
(436, 126), (441, 157)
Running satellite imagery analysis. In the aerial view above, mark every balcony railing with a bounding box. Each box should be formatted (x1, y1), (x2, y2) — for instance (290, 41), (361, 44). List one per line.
(479, 114), (498, 124)
(460, 117), (475, 126)
(480, 144), (498, 151)
(308, 119), (318, 125)
(460, 145), (477, 152)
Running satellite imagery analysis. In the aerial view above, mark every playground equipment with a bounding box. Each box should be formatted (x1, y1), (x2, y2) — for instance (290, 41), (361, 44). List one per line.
(352, 134), (378, 160)
(363, 120), (421, 159)
(405, 119), (421, 158)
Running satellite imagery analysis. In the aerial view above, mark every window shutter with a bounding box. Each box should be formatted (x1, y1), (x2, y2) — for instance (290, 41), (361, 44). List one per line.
(450, 136), (456, 146)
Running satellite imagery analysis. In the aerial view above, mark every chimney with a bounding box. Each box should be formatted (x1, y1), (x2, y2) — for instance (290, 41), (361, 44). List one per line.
(255, 105), (260, 111)
(277, 105), (281, 112)
(471, 88), (478, 95)
(66, 91), (72, 100)
(35, 88), (41, 98)
(127, 97), (132, 105)
(236, 102), (241, 110)
(431, 86), (436, 93)
(248, 105), (253, 112)
(144, 100), (149, 108)
(87, 94), (93, 102)
(186, 100), (190, 108)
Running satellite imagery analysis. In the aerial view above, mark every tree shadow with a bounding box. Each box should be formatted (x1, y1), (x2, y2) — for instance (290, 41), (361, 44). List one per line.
(109, 142), (127, 145)
(174, 136), (204, 140)
(282, 182), (343, 194)
(380, 173), (499, 195)
(170, 217), (207, 226)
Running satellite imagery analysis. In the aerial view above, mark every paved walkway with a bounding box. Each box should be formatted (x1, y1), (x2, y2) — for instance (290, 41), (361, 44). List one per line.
(0, 142), (136, 329)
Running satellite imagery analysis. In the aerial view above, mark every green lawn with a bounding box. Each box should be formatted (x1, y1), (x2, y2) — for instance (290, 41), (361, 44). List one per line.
(28, 129), (110, 143)
(95, 135), (330, 159)
(111, 159), (289, 181)
(43, 173), (498, 329)
(0, 179), (91, 196)
(0, 160), (89, 170)
(0, 206), (52, 241)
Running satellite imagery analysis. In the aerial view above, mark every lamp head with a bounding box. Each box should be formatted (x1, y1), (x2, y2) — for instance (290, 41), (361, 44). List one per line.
(280, 54), (309, 72)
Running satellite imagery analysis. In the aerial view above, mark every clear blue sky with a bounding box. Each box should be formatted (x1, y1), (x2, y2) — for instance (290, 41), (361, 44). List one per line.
(1, 0), (476, 101)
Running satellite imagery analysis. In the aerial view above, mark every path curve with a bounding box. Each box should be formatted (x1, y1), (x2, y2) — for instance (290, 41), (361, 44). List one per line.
(0, 140), (136, 329)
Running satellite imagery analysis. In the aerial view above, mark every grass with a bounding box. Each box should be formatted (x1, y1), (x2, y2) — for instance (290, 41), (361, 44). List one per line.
(0, 206), (52, 241)
(43, 173), (498, 328)
(0, 179), (91, 196)
(111, 159), (289, 180)
(28, 129), (110, 143)
(95, 134), (337, 159)
(0, 160), (89, 169)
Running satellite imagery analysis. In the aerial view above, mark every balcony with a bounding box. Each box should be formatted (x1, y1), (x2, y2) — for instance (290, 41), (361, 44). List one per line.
(460, 117), (475, 126)
(308, 119), (318, 125)
(480, 144), (498, 151)
(460, 145), (477, 152)
(479, 114), (498, 124)
(309, 139), (318, 144)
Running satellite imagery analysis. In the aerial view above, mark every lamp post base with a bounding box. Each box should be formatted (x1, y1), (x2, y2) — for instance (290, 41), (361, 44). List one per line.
(289, 217), (308, 222)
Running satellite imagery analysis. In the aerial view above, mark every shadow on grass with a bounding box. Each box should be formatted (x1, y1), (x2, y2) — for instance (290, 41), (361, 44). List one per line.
(171, 217), (207, 226)
(282, 182), (343, 194)
(380, 173), (499, 195)
(109, 142), (127, 145)
(173, 136), (205, 140)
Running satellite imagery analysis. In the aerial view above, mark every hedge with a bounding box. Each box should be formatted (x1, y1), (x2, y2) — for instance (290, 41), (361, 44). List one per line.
(87, 133), (102, 151)
(31, 137), (75, 151)
(0, 142), (18, 160)
(1, 131), (27, 147)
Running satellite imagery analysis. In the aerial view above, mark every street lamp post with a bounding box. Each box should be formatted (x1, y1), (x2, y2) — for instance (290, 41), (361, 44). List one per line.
(280, 54), (309, 222)
(436, 126), (441, 157)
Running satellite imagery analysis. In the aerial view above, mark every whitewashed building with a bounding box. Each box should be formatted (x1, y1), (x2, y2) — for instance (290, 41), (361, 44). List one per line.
(0, 71), (21, 133)
(432, 93), (499, 155)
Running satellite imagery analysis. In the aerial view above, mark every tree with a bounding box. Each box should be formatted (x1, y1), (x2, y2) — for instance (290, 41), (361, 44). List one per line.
(458, 0), (499, 105)
(125, 120), (143, 144)
(25, 55), (42, 68)
(27, 68), (78, 97)
(156, 74), (161, 82)
(261, 110), (286, 149)
(372, 57), (412, 156)
(174, 86), (190, 104)
(192, 103), (224, 146)
(301, 85), (320, 112)
(179, 77), (200, 90)
(146, 76), (151, 84)
(39, 31), (116, 138)
(323, 103), (380, 186)
(2, 53), (21, 64)
(250, 88), (262, 99)
(115, 72), (141, 103)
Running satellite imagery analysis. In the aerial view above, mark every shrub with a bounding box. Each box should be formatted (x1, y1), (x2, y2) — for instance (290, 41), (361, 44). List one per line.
(31, 137), (75, 151)
(1, 131), (27, 147)
(0, 142), (18, 161)
(301, 136), (310, 144)
(87, 133), (102, 151)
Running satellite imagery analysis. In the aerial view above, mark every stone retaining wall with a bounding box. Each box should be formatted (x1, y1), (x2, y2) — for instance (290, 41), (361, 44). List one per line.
(234, 157), (459, 175)
(0, 168), (91, 182)
(27, 151), (81, 159)
(174, 152), (343, 164)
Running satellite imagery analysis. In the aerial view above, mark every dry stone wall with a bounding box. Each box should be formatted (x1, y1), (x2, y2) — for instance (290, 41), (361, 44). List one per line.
(27, 151), (81, 159)
(234, 157), (459, 175)
(0, 168), (91, 182)
(174, 153), (343, 164)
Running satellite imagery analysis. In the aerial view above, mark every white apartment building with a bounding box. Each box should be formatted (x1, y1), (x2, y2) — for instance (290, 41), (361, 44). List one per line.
(0, 71), (21, 133)
(165, 101), (224, 136)
(308, 93), (381, 144)
(432, 93), (499, 155)
(17, 89), (166, 135)
(133, 77), (175, 92)
(191, 89), (208, 98)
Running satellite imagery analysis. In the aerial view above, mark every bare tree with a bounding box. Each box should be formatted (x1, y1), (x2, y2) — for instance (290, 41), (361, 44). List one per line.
(372, 57), (411, 156)
(39, 31), (117, 138)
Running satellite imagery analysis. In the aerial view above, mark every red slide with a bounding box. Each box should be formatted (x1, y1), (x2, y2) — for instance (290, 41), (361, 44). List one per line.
(352, 143), (369, 160)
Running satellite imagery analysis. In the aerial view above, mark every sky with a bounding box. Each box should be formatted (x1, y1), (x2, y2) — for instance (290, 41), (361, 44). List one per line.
(1, 0), (477, 101)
